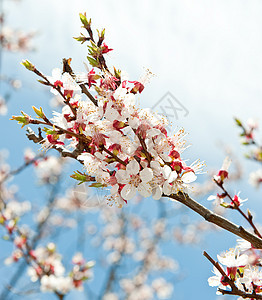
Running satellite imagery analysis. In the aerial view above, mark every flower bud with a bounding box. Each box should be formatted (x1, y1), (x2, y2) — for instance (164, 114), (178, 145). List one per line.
(21, 59), (35, 71)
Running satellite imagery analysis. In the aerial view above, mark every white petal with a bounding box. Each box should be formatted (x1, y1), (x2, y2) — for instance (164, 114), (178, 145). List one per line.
(140, 168), (153, 183)
(152, 186), (162, 200)
(128, 117), (140, 129)
(163, 165), (171, 179)
(168, 171), (178, 183)
(137, 182), (152, 198)
(127, 160), (140, 175)
(163, 181), (172, 195)
(104, 107), (119, 122)
(182, 172), (197, 183)
(208, 275), (220, 287)
(110, 184), (119, 195)
(115, 170), (130, 184)
(121, 184), (136, 200)
(150, 160), (161, 171)
(207, 195), (216, 201)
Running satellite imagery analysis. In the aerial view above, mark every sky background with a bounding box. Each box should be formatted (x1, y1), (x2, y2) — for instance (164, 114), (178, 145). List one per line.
(1, 0), (262, 299)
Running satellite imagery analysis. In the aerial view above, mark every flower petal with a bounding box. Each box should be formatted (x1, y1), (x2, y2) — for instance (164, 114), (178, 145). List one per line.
(182, 171), (197, 183)
(137, 182), (152, 198)
(140, 167), (153, 183)
(126, 160), (140, 175)
(121, 184), (136, 200)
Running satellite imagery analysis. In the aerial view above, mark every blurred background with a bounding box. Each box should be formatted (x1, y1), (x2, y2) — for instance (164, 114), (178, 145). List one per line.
(0, 0), (262, 299)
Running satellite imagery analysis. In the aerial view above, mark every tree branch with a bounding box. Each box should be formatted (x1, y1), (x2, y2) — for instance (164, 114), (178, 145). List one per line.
(167, 192), (262, 249)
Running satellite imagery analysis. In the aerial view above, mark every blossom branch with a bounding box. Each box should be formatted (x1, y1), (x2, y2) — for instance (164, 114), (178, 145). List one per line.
(0, 153), (44, 184)
(167, 192), (262, 249)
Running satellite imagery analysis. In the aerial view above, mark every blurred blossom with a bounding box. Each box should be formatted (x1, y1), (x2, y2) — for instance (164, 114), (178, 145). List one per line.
(249, 169), (262, 188)
(34, 156), (64, 184)
(0, 97), (7, 116)
(152, 278), (174, 299)
(0, 26), (35, 52)
(50, 95), (65, 108)
(103, 293), (119, 300)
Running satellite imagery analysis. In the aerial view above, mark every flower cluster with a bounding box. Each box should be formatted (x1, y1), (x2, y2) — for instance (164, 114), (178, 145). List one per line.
(13, 13), (203, 209)
(208, 242), (262, 298)
(27, 245), (94, 295)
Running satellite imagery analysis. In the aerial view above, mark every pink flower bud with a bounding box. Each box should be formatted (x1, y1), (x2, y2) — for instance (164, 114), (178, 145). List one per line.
(101, 42), (113, 54)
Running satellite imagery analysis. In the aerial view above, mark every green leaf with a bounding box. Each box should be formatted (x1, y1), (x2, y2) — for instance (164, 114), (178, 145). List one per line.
(79, 13), (90, 27)
(32, 106), (44, 119)
(87, 56), (99, 67)
(89, 182), (106, 188)
(43, 127), (57, 135)
(234, 118), (242, 127)
(74, 32), (90, 44)
(71, 171), (89, 185)
(10, 111), (30, 128)
(21, 59), (35, 71)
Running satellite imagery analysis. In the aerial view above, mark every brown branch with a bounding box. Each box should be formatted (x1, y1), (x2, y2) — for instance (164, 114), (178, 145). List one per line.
(134, 130), (152, 164)
(26, 129), (85, 161)
(55, 292), (65, 300)
(167, 192), (262, 249)
(79, 83), (98, 106)
(102, 145), (127, 167)
(217, 289), (262, 299)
